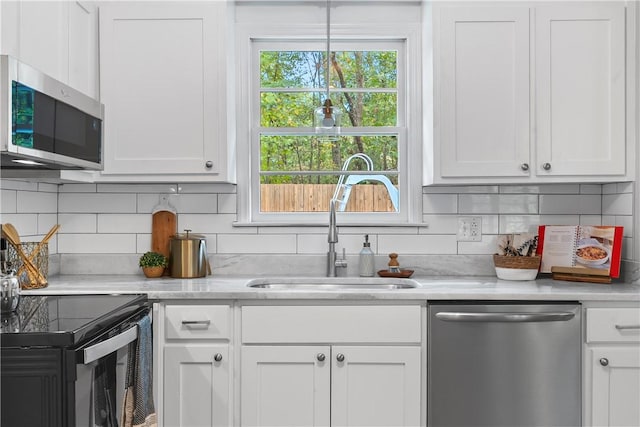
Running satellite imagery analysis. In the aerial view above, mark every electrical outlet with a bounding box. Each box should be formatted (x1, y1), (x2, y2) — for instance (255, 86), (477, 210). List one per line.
(457, 216), (482, 242)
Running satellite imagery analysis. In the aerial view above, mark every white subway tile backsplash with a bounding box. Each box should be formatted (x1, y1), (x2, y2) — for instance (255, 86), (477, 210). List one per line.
(218, 193), (237, 214)
(579, 215), (602, 226)
(136, 234), (151, 254)
(17, 191), (57, 213)
(97, 183), (177, 194)
(341, 226), (419, 235)
(38, 214), (58, 235)
(58, 183), (97, 193)
(500, 184), (580, 194)
(378, 234), (458, 255)
(178, 214), (254, 234)
(0, 214), (38, 237)
(420, 215), (459, 234)
(0, 180), (38, 191)
(617, 182), (634, 194)
(297, 233), (376, 255)
(457, 235), (498, 255)
(172, 194), (218, 214)
(539, 195), (601, 215)
(217, 234), (296, 254)
(603, 193), (633, 216)
(423, 194), (457, 214)
(59, 193), (137, 213)
(58, 214), (97, 233)
(614, 216), (633, 237)
(580, 184), (602, 195)
(178, 183), (236, 194)
(58, 233), (137, 253)
(459, 194), (538, 214)
(498, 215), (542, 234)
(603, 183), (617, 194)
(423, 185), (498, 194)
(98, 214), (151, 233)
(1, 190), (17, 213)
(538, 215), (580, 226)
(37, 183), (58, 193)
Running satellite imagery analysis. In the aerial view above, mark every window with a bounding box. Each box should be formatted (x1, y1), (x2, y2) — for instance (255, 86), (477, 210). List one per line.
(236, 13), (422, 225)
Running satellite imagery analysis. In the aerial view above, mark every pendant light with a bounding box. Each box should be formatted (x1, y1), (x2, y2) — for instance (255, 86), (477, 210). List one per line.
(314, 0), (342, 139)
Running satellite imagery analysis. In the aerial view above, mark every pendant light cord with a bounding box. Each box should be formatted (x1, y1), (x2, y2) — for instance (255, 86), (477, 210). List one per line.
(325, 0), (331, 101)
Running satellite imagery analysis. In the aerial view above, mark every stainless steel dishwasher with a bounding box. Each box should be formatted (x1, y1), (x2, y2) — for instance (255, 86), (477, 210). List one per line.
(428, 302), (581, 427)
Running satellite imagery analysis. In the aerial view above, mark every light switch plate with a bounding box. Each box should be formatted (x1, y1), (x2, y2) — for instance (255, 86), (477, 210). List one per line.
(457, 216), (482, 242)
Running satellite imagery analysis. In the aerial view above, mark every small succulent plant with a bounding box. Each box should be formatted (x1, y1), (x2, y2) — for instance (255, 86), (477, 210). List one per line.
(139, 251), (168, 268)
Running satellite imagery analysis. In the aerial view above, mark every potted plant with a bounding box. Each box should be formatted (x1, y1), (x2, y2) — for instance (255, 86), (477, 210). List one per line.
(139, 251), (168, 278)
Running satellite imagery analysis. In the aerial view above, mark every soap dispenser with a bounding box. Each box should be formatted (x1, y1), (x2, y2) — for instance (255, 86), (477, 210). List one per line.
(359, 235), (375, 277)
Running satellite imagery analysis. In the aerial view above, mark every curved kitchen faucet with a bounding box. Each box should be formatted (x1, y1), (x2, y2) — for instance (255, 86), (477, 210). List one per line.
(327, 199), (347, 277)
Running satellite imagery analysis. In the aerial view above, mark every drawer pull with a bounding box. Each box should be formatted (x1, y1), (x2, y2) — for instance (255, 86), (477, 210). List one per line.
(214, 353), (223, 362)
(599, 358), (609, 366)
(336, 353), (345, 362)
(182, 320), (211, 326)
(615, 324), (640, 330)
(317, 353), (326, 362)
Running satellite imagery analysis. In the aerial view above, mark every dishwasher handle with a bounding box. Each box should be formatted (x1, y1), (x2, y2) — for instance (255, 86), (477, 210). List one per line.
(435, 311), (576, 323)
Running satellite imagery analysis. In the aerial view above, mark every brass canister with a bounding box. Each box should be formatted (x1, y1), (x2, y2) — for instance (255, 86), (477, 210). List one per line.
(169, 230), (208, 278)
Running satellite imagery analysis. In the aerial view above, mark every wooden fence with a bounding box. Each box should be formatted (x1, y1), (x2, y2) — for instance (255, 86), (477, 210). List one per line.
(260, 184), (396, 212)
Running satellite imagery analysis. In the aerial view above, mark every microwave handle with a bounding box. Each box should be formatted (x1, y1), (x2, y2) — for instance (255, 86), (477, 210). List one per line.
(81, 325), (137, 365)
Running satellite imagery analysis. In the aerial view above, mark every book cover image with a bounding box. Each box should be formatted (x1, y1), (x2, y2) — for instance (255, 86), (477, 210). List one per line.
(538, 225), (623, 277)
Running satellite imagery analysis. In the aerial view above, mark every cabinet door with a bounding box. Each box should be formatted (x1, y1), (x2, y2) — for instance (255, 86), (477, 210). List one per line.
(438, 7), (530, 178)
(164, 345), (230, 427)
(590, 347), (640, 427)
(331, 346), (421, 427)
(241, 345), (330, 427)
(535, 5), (626, 176)
(18, 1), (69, 83)
(68, 1), (99, 99)
(99, 2), (226, 177)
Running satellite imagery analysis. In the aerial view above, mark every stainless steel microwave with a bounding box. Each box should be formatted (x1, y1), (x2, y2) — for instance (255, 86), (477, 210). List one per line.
(1, 55), (103, 170)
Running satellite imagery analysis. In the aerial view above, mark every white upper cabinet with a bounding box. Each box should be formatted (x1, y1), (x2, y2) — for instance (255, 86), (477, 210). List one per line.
(0, 1), (99, 99)
(430, 2), (635, 185)
(98, 1), (235, 182)
(535, 5), (625, 177)
(438, 7), (530, 179)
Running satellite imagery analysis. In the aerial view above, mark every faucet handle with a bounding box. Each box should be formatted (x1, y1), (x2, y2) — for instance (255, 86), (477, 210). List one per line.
(336, 248), (348, 268)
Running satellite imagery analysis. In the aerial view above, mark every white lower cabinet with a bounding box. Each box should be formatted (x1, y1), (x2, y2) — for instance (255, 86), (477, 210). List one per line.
(239, 304), (423, 427)
(164, 345), (230, 427)
(157, 303), (232, 427)
(585, 306), (640, 427)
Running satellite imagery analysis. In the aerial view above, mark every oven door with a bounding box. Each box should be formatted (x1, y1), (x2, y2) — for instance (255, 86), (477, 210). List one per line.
(74, 316), (142, 427)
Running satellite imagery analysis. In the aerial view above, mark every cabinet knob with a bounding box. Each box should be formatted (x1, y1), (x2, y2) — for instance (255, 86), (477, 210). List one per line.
(542, 163), (551, 171)
(599, 358), (609, 367)
(214, 353), (223, 362)
(205, 161), (213, 169)
(336, 353), (345, 362)
(520, 163), (529, 171)
(316, 353), (326, 362)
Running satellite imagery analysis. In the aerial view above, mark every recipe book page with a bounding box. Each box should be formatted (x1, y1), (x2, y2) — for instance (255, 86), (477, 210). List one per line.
(537, 225), (623, 277)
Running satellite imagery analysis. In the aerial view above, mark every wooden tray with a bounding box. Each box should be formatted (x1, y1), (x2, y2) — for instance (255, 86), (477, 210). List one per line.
(377, 269), (414, 278)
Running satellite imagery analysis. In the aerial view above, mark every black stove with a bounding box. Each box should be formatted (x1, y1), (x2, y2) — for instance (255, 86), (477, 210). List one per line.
(0, 294), (148, 348)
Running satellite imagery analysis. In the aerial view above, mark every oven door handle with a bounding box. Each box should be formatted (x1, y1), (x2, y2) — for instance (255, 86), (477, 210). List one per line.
(81, 324), (137, 365)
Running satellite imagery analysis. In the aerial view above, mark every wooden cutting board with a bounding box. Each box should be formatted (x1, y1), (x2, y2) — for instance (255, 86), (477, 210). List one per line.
(151, 210), (176, 275)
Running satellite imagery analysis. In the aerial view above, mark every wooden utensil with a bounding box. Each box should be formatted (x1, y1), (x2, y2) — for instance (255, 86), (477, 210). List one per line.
(15, 224), (60, 278)
(151, 196), (177, 275)
(1, 223), (45, 285)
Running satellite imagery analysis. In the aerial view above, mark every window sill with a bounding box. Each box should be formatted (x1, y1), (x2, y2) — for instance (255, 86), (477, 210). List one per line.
(233, 221), (430, 228)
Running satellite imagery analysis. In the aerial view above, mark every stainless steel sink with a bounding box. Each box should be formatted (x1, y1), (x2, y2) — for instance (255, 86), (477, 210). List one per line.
(246, 277), (418, 290)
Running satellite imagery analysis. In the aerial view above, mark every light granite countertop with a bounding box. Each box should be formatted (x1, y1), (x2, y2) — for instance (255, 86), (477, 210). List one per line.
(19, 274), (640, 302)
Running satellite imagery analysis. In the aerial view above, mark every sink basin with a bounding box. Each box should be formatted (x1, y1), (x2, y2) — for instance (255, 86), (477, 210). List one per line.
(246, 277), (418, 290)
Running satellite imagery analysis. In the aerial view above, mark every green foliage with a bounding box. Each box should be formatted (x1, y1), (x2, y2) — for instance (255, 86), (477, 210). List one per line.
(259, 49), (399, 182)
(139, 251), (168, 268)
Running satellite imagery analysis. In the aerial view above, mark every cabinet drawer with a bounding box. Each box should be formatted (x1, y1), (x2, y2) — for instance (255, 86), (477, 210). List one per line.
(165, 305), (230, 340)
(241, 305), (421, 344)
(586, 308), (640, 343)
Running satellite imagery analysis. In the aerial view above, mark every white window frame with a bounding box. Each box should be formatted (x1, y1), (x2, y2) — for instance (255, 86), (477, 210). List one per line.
(236, 21), (423, 226)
